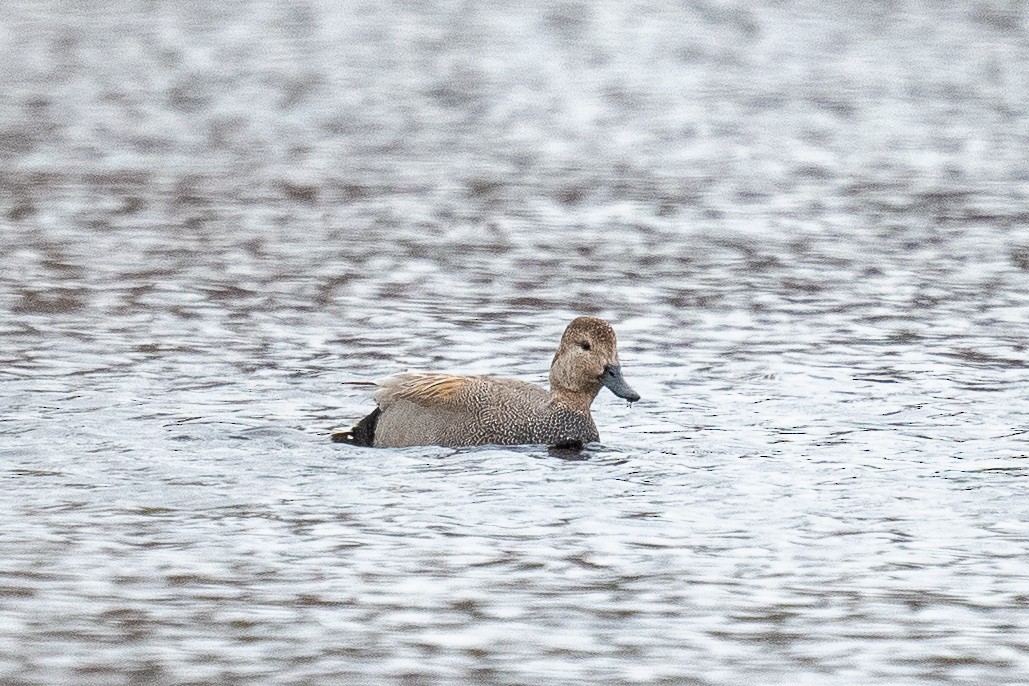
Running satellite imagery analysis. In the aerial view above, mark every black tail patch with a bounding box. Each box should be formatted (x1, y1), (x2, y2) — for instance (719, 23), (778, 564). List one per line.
(331, 407), (381, 446)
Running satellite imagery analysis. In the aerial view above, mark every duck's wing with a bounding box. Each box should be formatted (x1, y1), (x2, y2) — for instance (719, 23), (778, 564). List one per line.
(373, 372), (487, 409)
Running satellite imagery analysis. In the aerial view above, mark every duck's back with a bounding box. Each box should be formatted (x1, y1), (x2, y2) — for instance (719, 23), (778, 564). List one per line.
(372, 373), (599, 448)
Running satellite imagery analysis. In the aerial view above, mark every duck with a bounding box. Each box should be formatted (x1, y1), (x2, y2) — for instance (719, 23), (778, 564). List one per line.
(333, 316), (640, 448)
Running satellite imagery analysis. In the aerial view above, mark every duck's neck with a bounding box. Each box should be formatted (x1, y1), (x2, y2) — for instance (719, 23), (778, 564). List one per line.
(549, 385), (600, 413)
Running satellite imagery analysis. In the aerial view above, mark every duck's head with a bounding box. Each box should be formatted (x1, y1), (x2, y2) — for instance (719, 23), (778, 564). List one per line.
(549, 316), (640, 408)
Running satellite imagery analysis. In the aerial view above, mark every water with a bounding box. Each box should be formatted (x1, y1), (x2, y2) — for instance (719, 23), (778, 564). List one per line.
(2, 1), (1029, 684)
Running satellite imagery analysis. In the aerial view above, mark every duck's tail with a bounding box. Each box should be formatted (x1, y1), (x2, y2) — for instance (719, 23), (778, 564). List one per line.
(330, 407), (381, 446)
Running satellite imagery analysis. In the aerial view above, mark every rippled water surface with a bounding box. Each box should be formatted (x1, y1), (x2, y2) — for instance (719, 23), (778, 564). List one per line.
(2, 1), (1029, 684)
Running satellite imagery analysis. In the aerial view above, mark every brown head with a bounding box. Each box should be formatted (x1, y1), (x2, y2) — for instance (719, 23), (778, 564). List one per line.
(549, 316), (641, 410)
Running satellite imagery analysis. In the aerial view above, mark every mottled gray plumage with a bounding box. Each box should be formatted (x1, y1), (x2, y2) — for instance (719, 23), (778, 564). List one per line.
(335, 317), (640, 448)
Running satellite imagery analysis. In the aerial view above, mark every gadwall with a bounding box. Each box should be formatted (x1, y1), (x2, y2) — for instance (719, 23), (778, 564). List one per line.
(333, 316), (640, 448)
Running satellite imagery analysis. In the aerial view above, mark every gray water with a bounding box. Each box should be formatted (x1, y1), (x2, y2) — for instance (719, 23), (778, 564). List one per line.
(2, 1), (1029, 684)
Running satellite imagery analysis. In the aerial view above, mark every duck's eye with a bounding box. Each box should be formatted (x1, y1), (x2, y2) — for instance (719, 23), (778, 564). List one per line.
(578, 341), (591, 351)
